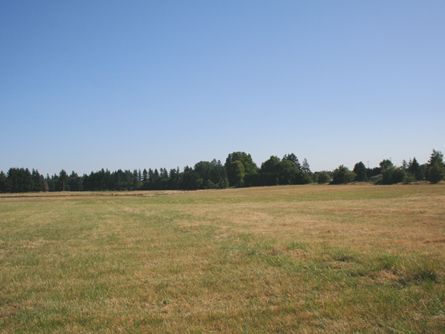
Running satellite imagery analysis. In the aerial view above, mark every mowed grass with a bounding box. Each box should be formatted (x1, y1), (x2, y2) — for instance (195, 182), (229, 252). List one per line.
(1, 184), (444, 333)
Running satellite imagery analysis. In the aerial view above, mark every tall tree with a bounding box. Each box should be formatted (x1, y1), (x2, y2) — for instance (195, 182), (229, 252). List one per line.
(225, 152), (257, 187)
(68, 172), (83, 191)
(407, 158), (423, 181)
(7, 168), (33, 193)
(314, 171), (331, 184)
(0, 171), (7, 192)
(133, 170), (140, 189)
(260, 156), (281, 185)
(379, 159), (393, 172)
(194, 160), (227, 189)
(282, 153), (301, 169)
(181, 166), (202, 190)
(46, 174), (56, 192)
(382, 167), (406, 184)
(428, 150), (444, 166)
(31, 169), (44, 192)
(301, 158), (311, 175)
(353, 162), (367, 182)
(278, 159), (298, 184)
(426, 150), (444, 184)
(331, 165), (355, 184)
(168, 168), (180, 189)
(226, 160), (245, 187)
(57, 170), (69, 191)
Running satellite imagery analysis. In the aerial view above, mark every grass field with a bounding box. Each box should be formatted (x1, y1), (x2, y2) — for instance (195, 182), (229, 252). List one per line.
(1, 184), (444, 333)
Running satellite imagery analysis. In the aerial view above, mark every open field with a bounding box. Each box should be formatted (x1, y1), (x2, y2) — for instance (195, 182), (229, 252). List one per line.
(1, 184), (444, 333)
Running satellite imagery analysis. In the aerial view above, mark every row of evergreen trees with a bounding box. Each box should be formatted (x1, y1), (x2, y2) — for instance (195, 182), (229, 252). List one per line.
(331, 150), (445, 185)
(0, 150), (443, 193)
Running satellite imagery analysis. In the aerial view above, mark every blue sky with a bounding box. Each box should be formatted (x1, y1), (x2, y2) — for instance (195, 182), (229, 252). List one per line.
(1, 0), (444, 174)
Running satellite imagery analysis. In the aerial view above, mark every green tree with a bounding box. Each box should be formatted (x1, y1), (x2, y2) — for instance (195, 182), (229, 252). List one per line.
(46, 174), (56, 192)
(379, 159), (393, 172)
(279, 159), (298, 184)
(226, 161), (245, 187)
(260, 156), (281, 185)
(7, 168), (33, 192)
(57, 170), (69, 191)
(282, 153), (301, 169)
(31, 169), (47, 192)
(428, 150), (444, 166)
(353, 162), (367, 182)
(314, 171), (331, 184)
(209, 160), (228, 188)
(68, 172), (83, 191)
(168, 168), (181, 189)
(280, 153), (310, 184)
(181, 166), (203, 190)
(0, 171), (7, 192)
(382, 167), (406, 184)
(426, 150), (444, 184)
(301, 158), (311, 175)
(225, 152), (256, 186)
(426, 164), (443, 184)
(407, 158), (423, 181)
(331, 165), (355, 184)
(282, 153), (311, 184)
(194, 160), (227, 189)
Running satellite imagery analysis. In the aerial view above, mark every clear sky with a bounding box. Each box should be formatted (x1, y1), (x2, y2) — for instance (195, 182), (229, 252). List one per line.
(1, 1), (444, 175)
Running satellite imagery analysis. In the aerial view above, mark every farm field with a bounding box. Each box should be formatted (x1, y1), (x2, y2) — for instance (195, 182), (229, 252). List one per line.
(1, 184), (444, 333)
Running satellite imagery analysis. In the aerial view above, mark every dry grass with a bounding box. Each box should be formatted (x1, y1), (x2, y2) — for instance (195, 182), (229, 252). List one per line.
(1, 184), (444, 333)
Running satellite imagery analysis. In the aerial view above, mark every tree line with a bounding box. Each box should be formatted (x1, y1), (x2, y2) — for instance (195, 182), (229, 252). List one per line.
(0, 150), (444, 193)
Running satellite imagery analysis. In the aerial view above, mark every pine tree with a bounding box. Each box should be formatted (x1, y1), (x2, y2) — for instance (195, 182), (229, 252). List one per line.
(408, 158), (423, 180)
(58, 170), (69, 191)
(0, 171), (7, 192)
(426, 150), (444, 184)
